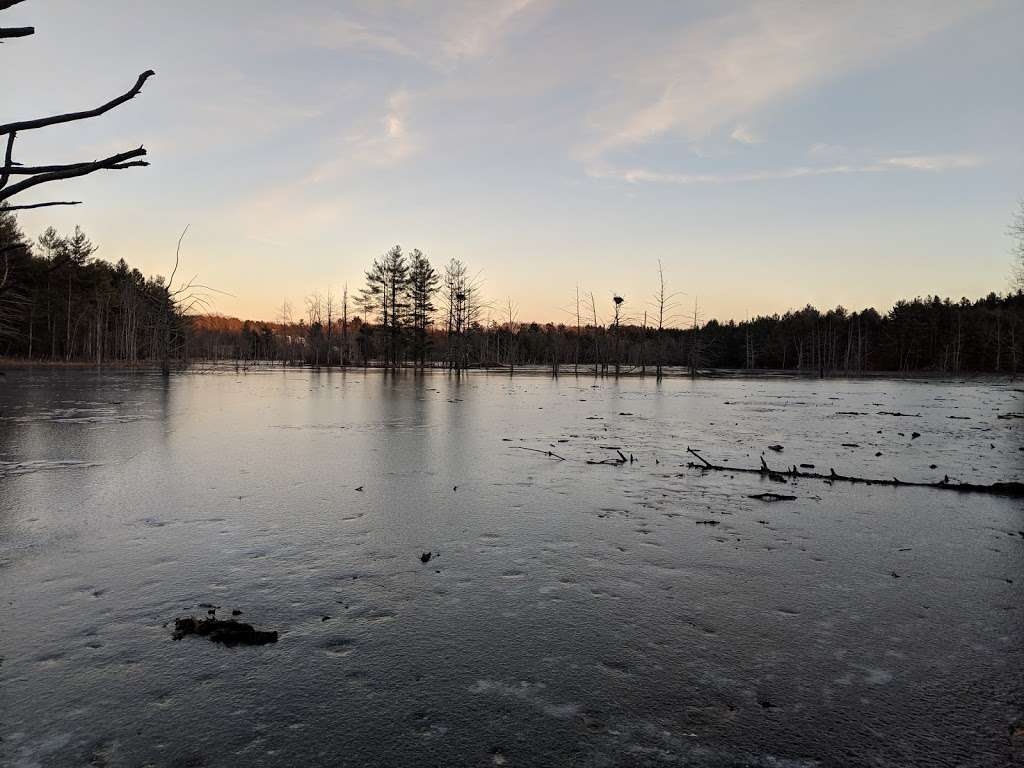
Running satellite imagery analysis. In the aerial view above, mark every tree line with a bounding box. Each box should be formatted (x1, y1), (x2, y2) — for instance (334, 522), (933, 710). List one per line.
(0, 206), (188, 369)
(189, 239), (1024, 376)
(4, 206), (1024, 376)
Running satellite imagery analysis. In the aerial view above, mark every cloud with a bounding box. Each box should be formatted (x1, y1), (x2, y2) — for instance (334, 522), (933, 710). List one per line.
(305, 91), (420, 184)
(280, 1), (544, 68)
(589, 164), (863, 185)
(807, 143), (851, 160)
(301, 17), (410, 57)
(881, 153), (984, 171)
(579, 1), (991, 162)
(588, 152), (985, 185)
(439, 0), (540, 62)
(730, 125), (761, 145)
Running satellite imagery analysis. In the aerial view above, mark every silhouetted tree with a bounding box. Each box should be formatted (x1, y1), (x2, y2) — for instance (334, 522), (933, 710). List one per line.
(407, 249), (438, 367)
(611, 294), (624, 376)
(1011, 200), (1024, 291)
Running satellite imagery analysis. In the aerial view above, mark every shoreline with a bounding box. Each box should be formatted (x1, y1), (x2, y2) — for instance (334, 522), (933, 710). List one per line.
(1, 357), (1018, 382)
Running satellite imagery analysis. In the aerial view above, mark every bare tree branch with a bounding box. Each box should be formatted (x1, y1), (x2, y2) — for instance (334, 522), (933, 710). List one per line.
(5, 200), (82, 210)
(169, 224), (189, 290)
(0, 70), (155, 135)
(3, 160), (148, 175)
(0, 130), (14, 190)
(0, 147), (147, 201)
(0, 26), (33, 39)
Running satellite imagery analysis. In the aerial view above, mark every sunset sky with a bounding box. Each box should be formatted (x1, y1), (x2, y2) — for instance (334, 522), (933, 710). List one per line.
(6, 0), (1023, 325)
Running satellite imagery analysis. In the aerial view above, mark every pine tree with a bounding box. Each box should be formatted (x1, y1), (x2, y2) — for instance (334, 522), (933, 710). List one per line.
(407, 249), (439, 367)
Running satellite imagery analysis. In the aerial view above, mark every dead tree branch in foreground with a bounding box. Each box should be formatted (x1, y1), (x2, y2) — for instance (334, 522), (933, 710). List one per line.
(4, 200), (82, 210)
(685, 447), (1024, 498)
(0, 0), (31, 39)
(1, 2), (153, 208)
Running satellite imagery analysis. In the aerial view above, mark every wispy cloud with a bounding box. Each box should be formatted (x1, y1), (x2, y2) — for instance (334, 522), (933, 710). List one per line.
(588, 152), (985, 185)
(300, 17), (410, 57)
(807, 143), (851, 160)
(305, 90), (420, 183)
(438, 0), (541, 62)
(881, 153), (984, 171)
(730, 125), (761, 145)
(579, 1), (991, 163)
(280, 0), (543, 68)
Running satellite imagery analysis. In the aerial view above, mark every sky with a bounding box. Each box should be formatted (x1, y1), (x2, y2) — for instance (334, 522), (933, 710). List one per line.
(5, 0), (1023, 326)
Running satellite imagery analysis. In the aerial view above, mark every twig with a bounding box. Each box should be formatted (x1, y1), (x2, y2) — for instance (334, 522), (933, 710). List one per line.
(516, 446), (566, 461)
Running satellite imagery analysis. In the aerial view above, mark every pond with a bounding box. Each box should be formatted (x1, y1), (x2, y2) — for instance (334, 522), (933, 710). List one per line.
(1, 369), (1021, 766)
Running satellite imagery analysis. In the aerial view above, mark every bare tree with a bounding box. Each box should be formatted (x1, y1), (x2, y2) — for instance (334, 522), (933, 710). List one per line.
(574, 285), (582, 375)
(341, 283), (349, 367)
(652, 259), (682, 381)
(324, 287), (335, 366)
(640, 310), (647, 375)
(153, 226), (219, 376)
(612, 294), (624, 376)
(277, 298), (293, 365)
(1, 2), (154, 211)
(1011, 200), (1024, 291)
(504, 297), (519, 373)
(442, 258), (484, 370)
(688, 296), (704, 377)
(588, 291), (601, 374)
(306, 291), (323, 366)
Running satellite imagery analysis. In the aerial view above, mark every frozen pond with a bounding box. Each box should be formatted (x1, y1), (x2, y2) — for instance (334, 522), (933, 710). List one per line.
(1, 369), (1022, 766)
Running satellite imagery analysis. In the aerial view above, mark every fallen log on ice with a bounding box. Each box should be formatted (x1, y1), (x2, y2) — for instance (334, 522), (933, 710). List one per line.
(685, 447), (1024, 498)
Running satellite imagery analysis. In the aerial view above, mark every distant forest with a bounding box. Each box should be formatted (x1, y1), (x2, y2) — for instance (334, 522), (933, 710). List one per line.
(0, 206), (187, 371)
(2, 205), (1023, 376)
